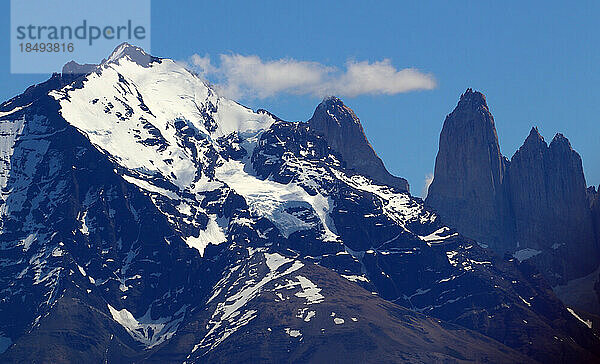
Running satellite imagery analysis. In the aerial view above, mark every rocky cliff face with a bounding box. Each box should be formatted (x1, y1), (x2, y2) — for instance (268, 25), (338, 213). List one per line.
(427, 89), (599, 286)
(590, 186), (600, 303)
(590, 185), (600, 247)
(508, 130), (598, 282)
(308, 97), (409, 192)
(426, 89), (513, 250)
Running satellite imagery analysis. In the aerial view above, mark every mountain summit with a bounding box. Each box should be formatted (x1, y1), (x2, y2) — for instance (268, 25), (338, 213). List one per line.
(308, 96), (409, 192)
(508, 127), (597, 283)
(104, 42), (156, 67)
(426, 88), (512, 249)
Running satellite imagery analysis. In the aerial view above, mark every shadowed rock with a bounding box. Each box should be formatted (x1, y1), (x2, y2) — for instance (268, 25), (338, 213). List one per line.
(589, 185), (600, 246)
(427, 89), (599, 286)
(426, 88), (513, 250)
(308, 96), (409, 192)
(509, 130), (598, 282)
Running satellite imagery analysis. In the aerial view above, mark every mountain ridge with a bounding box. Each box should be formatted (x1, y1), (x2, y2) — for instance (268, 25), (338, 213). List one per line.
(0, 46), (598, 363)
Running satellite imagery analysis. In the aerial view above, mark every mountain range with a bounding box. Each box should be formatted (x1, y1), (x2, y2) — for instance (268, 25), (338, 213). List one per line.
(0, 44), (598, 363)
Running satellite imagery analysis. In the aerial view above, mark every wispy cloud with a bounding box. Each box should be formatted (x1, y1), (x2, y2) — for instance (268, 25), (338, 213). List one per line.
(190, 54), (216, 76)
(186, 53), (436, 100)
(216, 54), (333, 99)
(422, 173), (434, 198)
(333, 60), (437, 97)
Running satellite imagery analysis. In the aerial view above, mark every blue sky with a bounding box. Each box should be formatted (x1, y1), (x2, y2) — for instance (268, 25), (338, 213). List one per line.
(1, 1), (598, 195)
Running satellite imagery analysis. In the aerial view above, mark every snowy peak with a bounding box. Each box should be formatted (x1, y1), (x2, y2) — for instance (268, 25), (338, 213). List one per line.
(104, 42), (155, 67)
(51, 45), (275, 189)
(61, 44), (275, 138)
(47, 44), (278, 255)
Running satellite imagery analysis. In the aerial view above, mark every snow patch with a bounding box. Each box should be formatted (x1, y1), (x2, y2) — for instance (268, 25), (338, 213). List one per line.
(341, 274), (369, 283)
(420, 226), (458, 245)
(216, 160), (338, 240)
(78, 211), (90, 236)
(0, 104), (29, 119)
(567, 308), (592, 329)
(513, 248), (542, 262)
(446, 251), (459, 266)
(333, 171), (434, 228)
(294, 276), (324, 305)
(518, 295), (532, 307)
(285, 328), (302, 338)
(107, 304), (187, 348)
(304, 310), (316, 322)
(185, 215), (227, 256)
(265, 252), (293, 272)
(77, 265), (87, 276)
(21, 233), (36, 251)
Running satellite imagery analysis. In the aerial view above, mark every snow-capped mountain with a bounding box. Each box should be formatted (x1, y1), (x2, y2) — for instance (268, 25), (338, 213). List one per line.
(0, 43), (598, 363)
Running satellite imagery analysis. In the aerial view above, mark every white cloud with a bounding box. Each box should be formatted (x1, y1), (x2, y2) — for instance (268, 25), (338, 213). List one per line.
(189, 53), (436, 100)
(190, 54), (215, 77)
(332, 60), (437, 97)
(215, 54), (332, 99)
(422, 173), (434, 198)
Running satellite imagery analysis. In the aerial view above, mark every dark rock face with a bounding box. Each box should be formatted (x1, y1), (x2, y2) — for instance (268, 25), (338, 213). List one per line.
(509, 130), (598, 282)
(426, 89), (513, 250)
(308, 96), (409, 192)
(590, 186), (600, 304)
(427, 89), (599, 286)
(590, 185), (600, 249)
